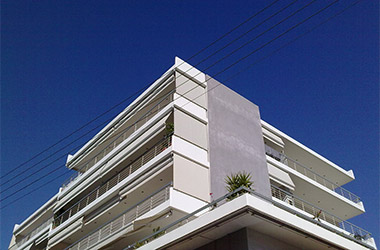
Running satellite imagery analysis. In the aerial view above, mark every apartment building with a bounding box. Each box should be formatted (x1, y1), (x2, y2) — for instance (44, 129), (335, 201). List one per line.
(8, 57), (377, 250)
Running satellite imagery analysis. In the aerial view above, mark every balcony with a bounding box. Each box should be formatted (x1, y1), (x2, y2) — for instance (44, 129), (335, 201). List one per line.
(65, 183), (172, 250)
(270, 185), (371, 241)
(265, 145), (361, 203)
(9, 217), (52, 250)
(62, 93), (173, 190)
(123, 186), (374, 250)
(53, 135), (172, 228)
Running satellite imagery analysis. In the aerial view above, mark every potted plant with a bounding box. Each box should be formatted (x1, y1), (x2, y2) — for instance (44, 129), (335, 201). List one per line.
(225, 171), (253, 200)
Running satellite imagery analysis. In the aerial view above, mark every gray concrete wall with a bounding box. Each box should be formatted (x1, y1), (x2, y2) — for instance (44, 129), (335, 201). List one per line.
(195, 228), (299, 250)
(195, 228), (249, 250)
(207, 76), (271, 199)
(247, 228), (299, 250)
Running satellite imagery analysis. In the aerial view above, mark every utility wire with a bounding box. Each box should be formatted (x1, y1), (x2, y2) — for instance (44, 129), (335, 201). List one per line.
(0, 117), (116, 194)
(185, 0), (281, 62)
(0, 87), (147, 180)
(1, 0), (310, 197)
(1, 0), (346, 208)
(0, 0), (280, 184)
(193, 0), (299, 68)
(226, 0), (363, 82)
(201, 0), (317, 73)
(0, 1), (282, 190)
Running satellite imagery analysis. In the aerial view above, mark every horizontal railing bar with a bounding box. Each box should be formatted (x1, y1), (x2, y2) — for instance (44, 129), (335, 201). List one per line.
(10, 217), (53, 249)
(270, 185), (371, 237)
(65, 182), (173, 250)
(124, 185), (372, 250)
(54, 135), (172, 228)
(264, 145), (361, 203)
(62, 90), (174, 189)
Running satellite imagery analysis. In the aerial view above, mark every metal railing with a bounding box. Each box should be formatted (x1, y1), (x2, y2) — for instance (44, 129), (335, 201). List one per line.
(271, 185), (371, 240)
(264, 145), (361, 203)
(54, 135), (172, 228)
(10, 217), (53, 250)
(62, 93), (173, 190)
(66, 183), (172, 250)
(124, 186), (372, 250)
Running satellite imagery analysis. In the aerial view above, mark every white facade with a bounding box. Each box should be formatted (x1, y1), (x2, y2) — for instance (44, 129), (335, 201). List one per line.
(8, 58), (376, 250)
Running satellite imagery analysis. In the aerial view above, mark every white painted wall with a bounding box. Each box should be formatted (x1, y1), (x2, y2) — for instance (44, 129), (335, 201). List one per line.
(174, 109), (207, 150)
(173, 154), (210, 202)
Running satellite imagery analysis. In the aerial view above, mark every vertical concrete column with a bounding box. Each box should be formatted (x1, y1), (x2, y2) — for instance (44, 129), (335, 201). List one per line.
(207, 76), (271, 199)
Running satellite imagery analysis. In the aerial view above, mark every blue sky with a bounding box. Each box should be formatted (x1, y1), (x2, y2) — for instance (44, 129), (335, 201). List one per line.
(1, 0), (379, 248)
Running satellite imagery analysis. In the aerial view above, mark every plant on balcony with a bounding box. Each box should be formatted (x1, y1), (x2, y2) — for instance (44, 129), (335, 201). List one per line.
(165, 122), (174, 136)
(353, 233), (365, 241)
(225, 171), (253, 200)
(134, 227), (166, 248)
(312, 210), (322, 222)
(153, 226), (165, 239)
(134, 240), (147, 249)
(160, 123), (174, 152)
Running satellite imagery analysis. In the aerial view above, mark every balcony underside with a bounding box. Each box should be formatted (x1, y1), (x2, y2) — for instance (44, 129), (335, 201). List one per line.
(291, 174), (364, 219)
(268, 157), (364, 219)
(139, 194), (375, 250)
(61, 186), (206, 250)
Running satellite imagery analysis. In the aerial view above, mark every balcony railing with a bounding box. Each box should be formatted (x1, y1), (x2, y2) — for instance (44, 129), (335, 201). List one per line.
(65, 183), (172, 250)
(54, 135), (172, 228)
(124, 186), (373, 250)
(62, 93), (173, 190)
(271, 185), (371, 240)
(9, 217), (53, 250)
(264, 145), (361, 203)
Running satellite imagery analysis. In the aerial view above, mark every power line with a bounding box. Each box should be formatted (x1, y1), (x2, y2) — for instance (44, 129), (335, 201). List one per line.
(0, 117), (116, 194)
(0, 1), (281, 191)
(201, 0), (317, 73)
(226, 0), (363, 82)
(193, 0), (299, 68)
(185, 0), (281, 62)
(1, 170), (71, 209)
(0, 87), (147, 180)
(1, 0), (345, 207)
(1, 0), (280, 184)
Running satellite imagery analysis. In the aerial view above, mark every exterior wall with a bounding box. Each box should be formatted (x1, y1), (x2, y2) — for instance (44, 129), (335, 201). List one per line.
(195, 228), (249, 250)
(174, 109), (207, 150)
(195, 228), (299, 250)
(207, 76), (271, 199)
(173, 154), (210, 202)
(175, 71), (207, 108)
(8, 58), (375, 250)
(246, 228), (299, 250)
